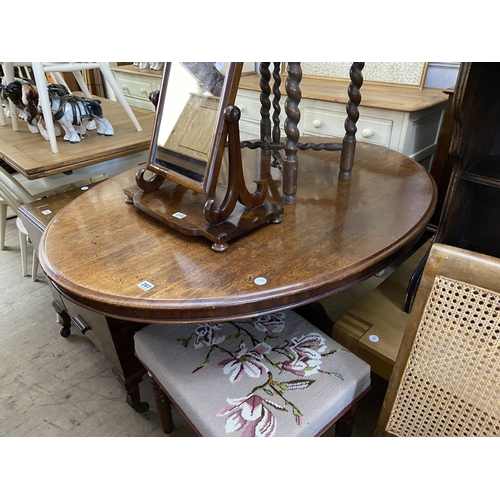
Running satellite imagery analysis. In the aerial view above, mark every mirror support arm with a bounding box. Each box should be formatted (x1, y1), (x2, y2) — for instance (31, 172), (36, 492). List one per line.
(135, 168), (166, 193)
(204, 106), (267, 225)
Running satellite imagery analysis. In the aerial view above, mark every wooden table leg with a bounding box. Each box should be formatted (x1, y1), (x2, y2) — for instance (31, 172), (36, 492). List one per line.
(48, 281), (149, 412)
(96, 316), (149, 413)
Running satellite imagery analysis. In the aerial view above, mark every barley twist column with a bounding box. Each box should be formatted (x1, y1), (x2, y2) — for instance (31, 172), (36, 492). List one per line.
(272, 63), (282, 144)
(271, 62), (283, 168)
(339, 62), (364, 179)
(283, 62), (302, 204)
(259, 62), (272, 150)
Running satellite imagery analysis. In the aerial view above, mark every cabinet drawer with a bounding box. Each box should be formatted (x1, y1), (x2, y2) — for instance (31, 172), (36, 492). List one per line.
(123, 94), (156, 111)
(302, 107), (393, 147)
(117, 76), (155, 100)
(236, 91), (287, 141)
(235, 94), (263, 124)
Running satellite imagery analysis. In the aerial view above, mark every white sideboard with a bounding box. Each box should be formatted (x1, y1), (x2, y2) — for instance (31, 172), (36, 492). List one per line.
(111, 64), (163, 111)
(236, 75), (449, 169)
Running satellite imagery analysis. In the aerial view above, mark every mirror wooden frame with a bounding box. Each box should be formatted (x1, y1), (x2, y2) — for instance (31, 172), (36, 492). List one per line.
(137, 62), (242, 195)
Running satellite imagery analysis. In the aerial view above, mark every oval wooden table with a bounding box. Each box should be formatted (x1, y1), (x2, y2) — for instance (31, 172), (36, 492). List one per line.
(39, 140), (437, 410)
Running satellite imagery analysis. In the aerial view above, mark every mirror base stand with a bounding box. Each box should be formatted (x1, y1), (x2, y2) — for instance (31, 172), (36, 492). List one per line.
(124, 184), (283, 252)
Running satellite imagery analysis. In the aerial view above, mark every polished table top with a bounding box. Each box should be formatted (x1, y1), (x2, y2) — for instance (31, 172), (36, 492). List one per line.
(0, 94), (155, 180)
(39, 141), (437, 324)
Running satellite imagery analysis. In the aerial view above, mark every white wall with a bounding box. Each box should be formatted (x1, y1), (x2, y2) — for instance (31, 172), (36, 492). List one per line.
(255, 62), (461, 89)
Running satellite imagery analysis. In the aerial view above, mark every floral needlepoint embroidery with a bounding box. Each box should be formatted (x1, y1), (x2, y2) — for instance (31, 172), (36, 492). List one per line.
(176, 313), (346, 436)
(193, 323), (225, 349)
(253, 312), (286, 334)
(280, 333), (327, 377)
(219, 341), (272, 382)
(217, 394), (283, 437)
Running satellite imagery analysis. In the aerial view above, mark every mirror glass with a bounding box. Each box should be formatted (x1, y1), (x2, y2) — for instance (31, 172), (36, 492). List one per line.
(149, 62), (237, 194)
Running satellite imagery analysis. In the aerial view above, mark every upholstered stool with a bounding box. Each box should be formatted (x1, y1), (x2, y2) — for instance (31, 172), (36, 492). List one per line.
(135, 310), (371, 437)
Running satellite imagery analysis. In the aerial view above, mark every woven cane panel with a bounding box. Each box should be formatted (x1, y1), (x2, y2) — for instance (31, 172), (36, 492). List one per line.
(386, 276), (500, 436)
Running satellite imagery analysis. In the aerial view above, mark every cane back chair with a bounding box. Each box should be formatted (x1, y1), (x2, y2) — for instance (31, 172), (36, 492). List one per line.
(376, 243), (500, 437)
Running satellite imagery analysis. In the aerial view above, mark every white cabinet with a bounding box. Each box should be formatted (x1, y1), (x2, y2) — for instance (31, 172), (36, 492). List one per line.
(236, 75), (448, 168)
(111, 64), (163, 111)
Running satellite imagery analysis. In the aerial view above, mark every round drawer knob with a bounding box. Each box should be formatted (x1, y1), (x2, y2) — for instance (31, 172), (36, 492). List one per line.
(140, 88), (148, 95)
(362, 128), (374, 139)
(313, 119), (321, 129)
(121, 84), (129, 92)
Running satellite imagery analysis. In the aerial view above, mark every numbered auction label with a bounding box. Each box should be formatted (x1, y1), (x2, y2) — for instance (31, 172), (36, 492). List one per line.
(137, 281), (155, 291)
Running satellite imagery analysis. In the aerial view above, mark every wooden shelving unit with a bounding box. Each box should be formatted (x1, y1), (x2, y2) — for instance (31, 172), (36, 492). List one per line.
(405, 63), (500, 309)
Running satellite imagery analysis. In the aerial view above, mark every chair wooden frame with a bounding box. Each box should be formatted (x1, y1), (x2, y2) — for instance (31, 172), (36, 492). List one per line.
(375, 243), (500, 437)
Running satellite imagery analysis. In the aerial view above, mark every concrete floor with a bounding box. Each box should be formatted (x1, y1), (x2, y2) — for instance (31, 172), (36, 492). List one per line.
(0, 210), (390, 437)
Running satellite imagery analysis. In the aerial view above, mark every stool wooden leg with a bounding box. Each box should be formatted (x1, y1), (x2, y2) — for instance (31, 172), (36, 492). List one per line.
(335, 403), (358, 437)
(150, 376), (174, 435)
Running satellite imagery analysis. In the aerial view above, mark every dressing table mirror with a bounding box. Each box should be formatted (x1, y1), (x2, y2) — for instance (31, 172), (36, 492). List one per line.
(125, 62), (283, 252)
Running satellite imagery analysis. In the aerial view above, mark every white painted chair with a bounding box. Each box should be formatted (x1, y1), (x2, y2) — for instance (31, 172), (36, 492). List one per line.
(0, 98), (6, 126)
(0, 198), (7, 248)
(135, 309), (371, 437)
(1, 62), (26, 131)
(0, 166), (38, 280)
(2, 62), (143, 154)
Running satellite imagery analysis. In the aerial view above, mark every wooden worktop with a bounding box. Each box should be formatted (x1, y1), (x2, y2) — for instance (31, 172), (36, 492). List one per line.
(0, 95), (156, 180)
(239, 74), (448, 113)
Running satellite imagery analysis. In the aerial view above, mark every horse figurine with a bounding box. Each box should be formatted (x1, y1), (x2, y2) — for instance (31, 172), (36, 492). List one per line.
(45, 83), (114, 143)
(20, 82), (114, 144)
(4, 80), (42, 134)
(15, 82), (65, 139)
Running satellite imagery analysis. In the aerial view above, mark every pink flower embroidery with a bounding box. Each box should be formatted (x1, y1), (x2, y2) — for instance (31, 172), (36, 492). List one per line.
(193, 323), (225, 349)
(254, 313), (286, 333)
(281, 332), (327, 376)
(219, 341), (271, 382)
(217, 394), (281, 437)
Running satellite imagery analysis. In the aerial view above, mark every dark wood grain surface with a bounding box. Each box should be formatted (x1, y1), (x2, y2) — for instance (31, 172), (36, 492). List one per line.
(39, 139), (437, 323)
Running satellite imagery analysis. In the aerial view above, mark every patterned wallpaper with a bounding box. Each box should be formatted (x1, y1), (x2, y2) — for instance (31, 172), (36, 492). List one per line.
(300, 62), (428, 87)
